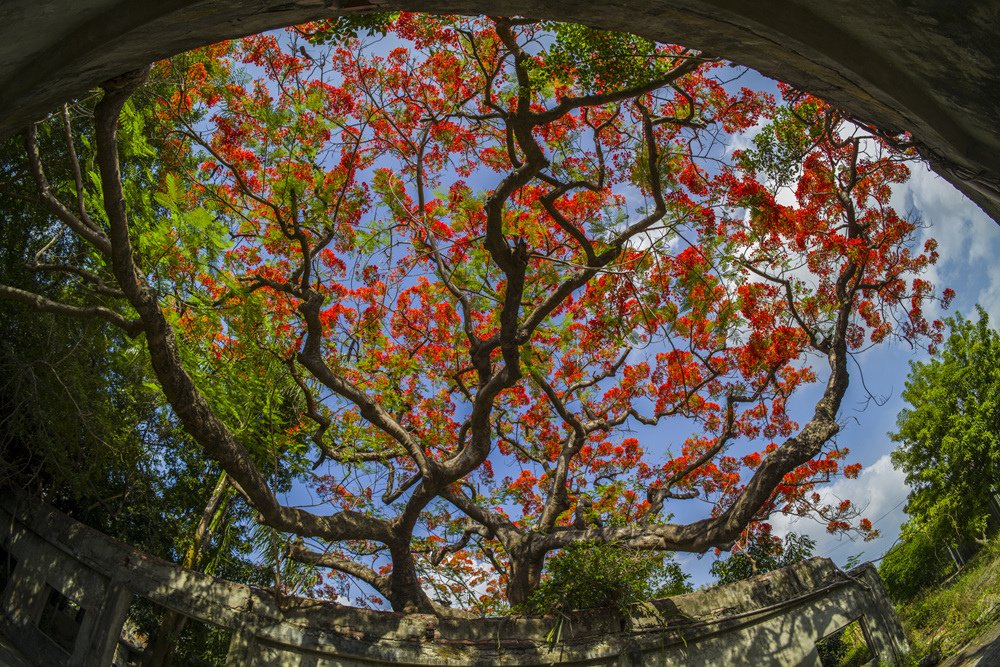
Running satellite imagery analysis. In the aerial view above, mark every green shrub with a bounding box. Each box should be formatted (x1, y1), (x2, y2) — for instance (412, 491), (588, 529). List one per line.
(522, 541), (690, 616)
(878, 526), (954, 603)
(894, 536), (1000, 661)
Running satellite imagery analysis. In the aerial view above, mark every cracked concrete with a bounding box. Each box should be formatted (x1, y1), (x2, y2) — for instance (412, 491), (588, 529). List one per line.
(0, 0), (998, 222)
(0, 491), (909, 665)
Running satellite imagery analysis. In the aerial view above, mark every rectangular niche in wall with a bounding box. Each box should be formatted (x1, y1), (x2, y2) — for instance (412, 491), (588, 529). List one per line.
(37, 584), (84, 653)
(816, 617), (874, 666)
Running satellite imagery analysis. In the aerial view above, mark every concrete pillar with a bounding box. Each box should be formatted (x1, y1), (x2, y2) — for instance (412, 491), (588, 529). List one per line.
(226, 627), (258, 667)
(72, 581), (132, 667)
(852, 564), (910, 666)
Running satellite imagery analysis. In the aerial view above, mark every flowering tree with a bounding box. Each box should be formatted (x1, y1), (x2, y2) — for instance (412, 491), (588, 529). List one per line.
(2, 14), (948, 613)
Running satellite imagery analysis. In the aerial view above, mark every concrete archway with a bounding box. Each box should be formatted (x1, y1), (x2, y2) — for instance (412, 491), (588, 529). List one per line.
(1, 0), (998, 221)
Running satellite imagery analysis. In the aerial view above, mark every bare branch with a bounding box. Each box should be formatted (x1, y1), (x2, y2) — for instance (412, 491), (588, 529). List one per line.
(0, 283), (141, 336)
(24, 125), (111, 255)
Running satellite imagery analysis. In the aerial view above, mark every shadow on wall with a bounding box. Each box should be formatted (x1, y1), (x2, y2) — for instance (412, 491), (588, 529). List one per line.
(0, 490), (909, 666)
(1, 0), (999, 224)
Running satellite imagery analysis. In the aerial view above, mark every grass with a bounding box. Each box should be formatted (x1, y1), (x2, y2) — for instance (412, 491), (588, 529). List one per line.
(895, 536), (1000, 663)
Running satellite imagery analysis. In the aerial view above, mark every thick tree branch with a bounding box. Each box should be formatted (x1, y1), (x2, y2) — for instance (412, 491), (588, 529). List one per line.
(92, 67), (393, 548)
(24, 126), (111, 256)
(287, 540), (391, 599)
(0, 283), (141, 336)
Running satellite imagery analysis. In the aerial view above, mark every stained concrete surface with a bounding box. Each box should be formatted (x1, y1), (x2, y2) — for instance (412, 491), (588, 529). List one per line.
(0, 632), (32, 667)
(0, 0), (998, 224)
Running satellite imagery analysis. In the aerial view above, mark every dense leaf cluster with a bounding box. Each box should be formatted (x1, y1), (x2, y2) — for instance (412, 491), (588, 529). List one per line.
(883, 308), (1000, 601)
(522, 540), (690, 615)
(709, 529), (815, 585)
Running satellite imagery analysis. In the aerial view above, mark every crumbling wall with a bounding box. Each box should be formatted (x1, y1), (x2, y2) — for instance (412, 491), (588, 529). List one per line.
(0, 491), (908, 665)
(1, 0), (998, 222)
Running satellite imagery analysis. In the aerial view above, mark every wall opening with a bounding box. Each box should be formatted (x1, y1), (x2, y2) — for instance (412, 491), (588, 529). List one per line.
(816, 617), (874, 666)
(117, 597), (234, 666)
(36, 584), (84, 653)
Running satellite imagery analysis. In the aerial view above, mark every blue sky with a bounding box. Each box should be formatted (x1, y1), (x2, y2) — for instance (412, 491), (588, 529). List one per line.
(702, 160), (1000, 585)
(254, 26), (1000, 596)
(660, 66), (1000, 587)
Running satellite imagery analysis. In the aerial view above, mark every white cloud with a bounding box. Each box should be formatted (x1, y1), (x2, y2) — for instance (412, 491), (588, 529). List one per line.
(892, 164), (993, 262)
(726, 119), (767, 156)
(770, 454), (909, 568)
(892, 163), (1000, 321)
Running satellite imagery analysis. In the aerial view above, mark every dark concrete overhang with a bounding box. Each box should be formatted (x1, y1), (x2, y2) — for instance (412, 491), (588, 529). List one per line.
(1, 0), (998, 221)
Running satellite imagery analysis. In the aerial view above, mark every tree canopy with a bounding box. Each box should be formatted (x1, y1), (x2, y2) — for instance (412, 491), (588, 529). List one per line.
(710, 528), (816, 585)
(0, 13), (950, 614)
(891, 309), (1000, 548)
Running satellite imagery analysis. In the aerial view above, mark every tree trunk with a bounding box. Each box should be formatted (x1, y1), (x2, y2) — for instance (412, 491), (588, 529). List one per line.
(505, 544), (544, 607)
(386, 543), (435, 613)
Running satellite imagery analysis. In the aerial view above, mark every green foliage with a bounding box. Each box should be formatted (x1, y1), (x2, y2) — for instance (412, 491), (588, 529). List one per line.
(125, 599), (235, 667)
(0, 99), (284, 663)
(887, 308), (1000, 658)
(542, 22), (681, 92)
(894, 533), (1000, 663)
(0, 125), (151, 505)
(306, 12), (400, 45)
(710, 532), (816, 585)
(891, 308), (1000, 552)
(735, 103), (823, 190)
(167, 621), (232, 666)
(815, 620), (873, 667)
(879, 516), (956, 603)
(522, 541), (690, 616)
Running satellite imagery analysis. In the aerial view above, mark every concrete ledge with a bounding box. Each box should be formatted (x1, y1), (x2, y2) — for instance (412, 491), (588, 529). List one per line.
(0, 491), (909, 665)
(0, 0), (998, 222)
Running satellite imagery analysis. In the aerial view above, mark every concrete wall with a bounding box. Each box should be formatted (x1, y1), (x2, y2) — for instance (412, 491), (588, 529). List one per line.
(0, 0), (998, 223)
(0, 491), (908, 665)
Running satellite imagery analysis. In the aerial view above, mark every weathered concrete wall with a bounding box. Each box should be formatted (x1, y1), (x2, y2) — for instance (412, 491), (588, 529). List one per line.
(0, 491), (908, 665)
(0, 0), (998, 222)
